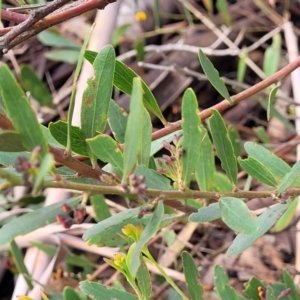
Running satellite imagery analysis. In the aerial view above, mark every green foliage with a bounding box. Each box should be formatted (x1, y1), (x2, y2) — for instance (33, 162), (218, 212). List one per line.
(1, 38), (300, 300)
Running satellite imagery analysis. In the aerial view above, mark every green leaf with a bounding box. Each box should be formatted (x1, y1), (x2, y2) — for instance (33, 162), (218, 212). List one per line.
(122, 77), (144, 181)
(189, 203), (221, 223)
(139, 107), (152, 167)
(253, 126), (270, 143)
(134, 165), (173, 190)
(214, 172), (233, 192)
(182, 251), (204, 300)
(195, 128), (214, 191)
(0, 151), (29, 166)
(18, 195), (45, 205)
(114, 60), (166, 124)
(227, 202), (289, 256)
(266, 286), (276, 299)
(135, 40), (145, 62)
(277, 160), (300, 194)
(237, 52), (247, 83)
(10, 239), (33, 289)
(0, 196), (81, 246)
(244, 142), (291, 180)
(80, 281), (137, 300)
(85, 50), (166, 124)
(0, 131), (27, 152)
(130, 201), (164, 276)
(41, 125), (64, 149)
(87, 134), (123, 175)
(90, 194), (111, 222)
(267, 84), (280, 121)
(282, 269), (300, 300)
(32, 153), (54, 195)
(220, 197), (259, 234)
(216, 0), (231, 26)
(228, 125), (242, 157)
(263, 34), (281, 77)
(37, 30), (80, 48)
(272, 197), (298, 233)
(198, 50), (231, 102)
(108, 99), (128, 143)
(243, 276), (266, 300)
(83, 207), (179, 247)
(208, 110), (237, 184)
(81, 45), (115, 143)
(0, 63), (48, 156)
(238, 157), (278, 187)
(112, 23), (131, 47)
(136, 260), (152, 299)
(44, 49), (80, 64)
(181, 88), (202, 187)
(214, 265), (240, 300)
(20, 65), (53, 107)
(63, 287), (81, 300)
(49, 121), (88, 156)
(150, 130), (182, 156)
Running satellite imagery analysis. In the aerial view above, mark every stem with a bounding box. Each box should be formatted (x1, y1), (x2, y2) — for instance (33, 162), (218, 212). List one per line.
(143, 250), (188, 300)
(127, 275), (143, 300)
(42, 179), (297, 201)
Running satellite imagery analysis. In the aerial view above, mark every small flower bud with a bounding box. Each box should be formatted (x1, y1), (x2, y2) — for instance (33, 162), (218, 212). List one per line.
(137, 175), (145, 184)
(61, 204), (72, 213)
(56, 214), (73, 229)
(163, 141), (172, 152)
(74, 205), (85, 224)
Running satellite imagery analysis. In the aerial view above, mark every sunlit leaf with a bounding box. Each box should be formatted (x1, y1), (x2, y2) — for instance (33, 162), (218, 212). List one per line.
(0, 63), (48, 156)
(182, 88), (202, 187)
(182, 251), (204, 300)
(189, 203), (221, 223)
(208, 110), (237, 184)
(220, 197), (259, 234)
(227, 202), (289, 256)
(122, 77), (144, 181)
(238, 157), (278, 187)
(198, 50), (231, 102)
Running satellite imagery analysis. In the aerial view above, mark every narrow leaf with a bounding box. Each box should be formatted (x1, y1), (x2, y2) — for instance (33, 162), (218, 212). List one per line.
(216, 0), (231, 26)
(114, 60), (166, 124)
(238, 157), (278, 187)
(267, 84), (280, 121)
(87, 134), (123, 175)
(182, 251), (204, 300)
(253, 126), (270, 143)
(244, 142), (290, 180)
(263, 34), (281, 77)
(80, 281), (137, 300)
(214, 265), (240, 299)
(130, 201), (164, 276)
(189, 203), (221, 223)
(0, 131), (26, 152)
(198, 50), (231, 102)
(83, 207), (179, 247)
(243, 277), (266, 300)
(272, 197), (298, 233)
(108, 99), (128, 143)
(195, 129), (215, 191)
(282, 269), (300, 300)
(20, 64), (53, 107)
(122, 77), (144, 181)
(49, 121), (88, 156)
(181, 88), (202, 187)
(32, 153), (54, 195)
(0, 196), (81, 246)
(136, 260), (152, 298)
(0, 63), (48, 156)
(277, 160), (300, 194)
(227, 202), (289, 256)
(134, 165), (173, 190)
(139, 107), (152, 166)
(10, 239), (33, 289)
(214, 172), (233, 192)
(90, 194), (111, 222)
(228, 125), (242, 157)
(237, 52), (247, 83)
(81, 45), (115, 140)
(208, 109), (237, 184)
(220, 197), (259, 234)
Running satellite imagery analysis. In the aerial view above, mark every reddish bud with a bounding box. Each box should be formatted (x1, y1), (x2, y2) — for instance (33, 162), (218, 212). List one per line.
(56, 214), (73, 229)
(74, 205), (85, 224)
(61, 204), (72, 213)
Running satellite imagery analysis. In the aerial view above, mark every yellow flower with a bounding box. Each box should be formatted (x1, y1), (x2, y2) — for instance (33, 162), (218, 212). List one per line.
(122, 223), (143, 242)
(135, 11), (147, 22)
